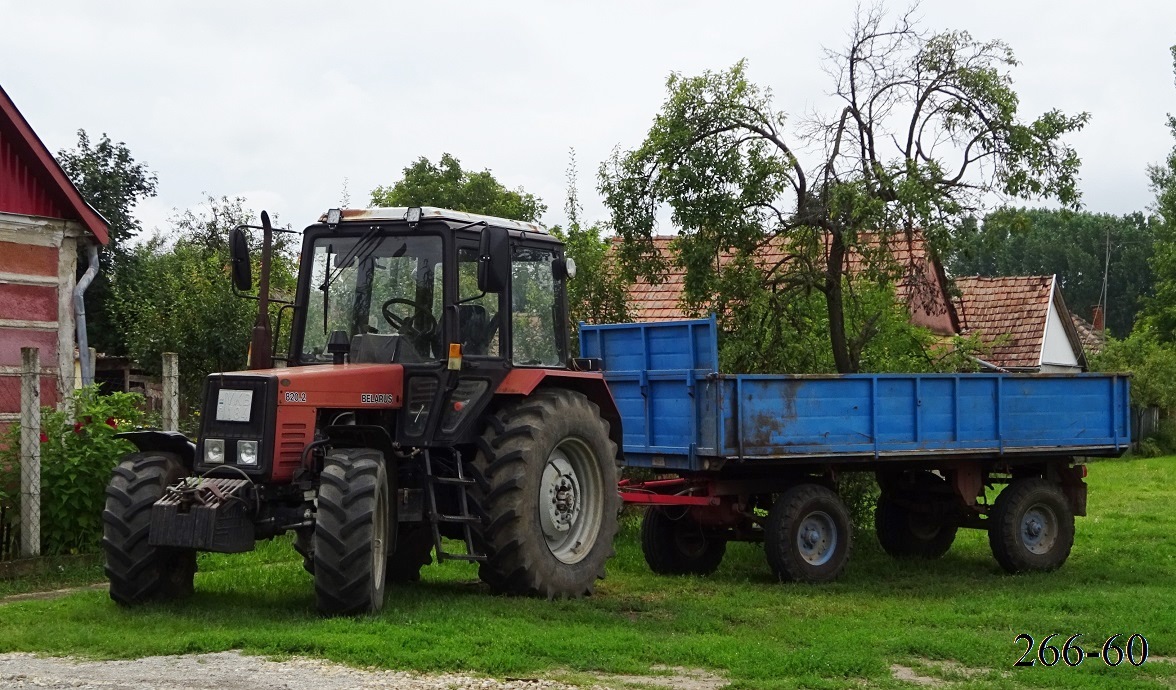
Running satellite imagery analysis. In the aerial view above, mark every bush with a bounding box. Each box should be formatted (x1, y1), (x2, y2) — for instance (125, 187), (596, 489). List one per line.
(0, 386), (145, 555)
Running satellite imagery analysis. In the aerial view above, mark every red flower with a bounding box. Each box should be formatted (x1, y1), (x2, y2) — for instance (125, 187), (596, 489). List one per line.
(39, 432), (48, 443)
(105, 417), (118, 429)
(73, 422), (84, 434)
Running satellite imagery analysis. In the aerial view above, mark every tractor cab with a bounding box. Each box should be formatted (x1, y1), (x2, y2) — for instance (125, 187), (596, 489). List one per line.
(279, 207), (579, 448)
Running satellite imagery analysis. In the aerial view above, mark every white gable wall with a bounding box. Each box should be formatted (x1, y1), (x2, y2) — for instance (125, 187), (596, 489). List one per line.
(1041, 297), (1081, 371)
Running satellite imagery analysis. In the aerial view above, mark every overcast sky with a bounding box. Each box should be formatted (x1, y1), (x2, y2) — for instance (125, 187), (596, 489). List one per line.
(3, 0), (1175, 236)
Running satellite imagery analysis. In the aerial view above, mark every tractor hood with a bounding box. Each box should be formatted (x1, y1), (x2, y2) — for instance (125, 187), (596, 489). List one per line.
(222, 363), (405, 410)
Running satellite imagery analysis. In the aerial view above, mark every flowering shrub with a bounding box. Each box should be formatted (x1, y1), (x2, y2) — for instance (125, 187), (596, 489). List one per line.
(0, 385), (146, 555)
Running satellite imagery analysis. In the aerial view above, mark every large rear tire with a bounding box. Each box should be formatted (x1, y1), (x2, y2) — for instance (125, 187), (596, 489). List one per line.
(313, 448), (392, 615)
(765, 484), (853, 583)
(102, 452), (196, 606)
(471, 389), (620, 598)
(988, 478), (1074, 574)
(875, 471), (958, 559)
(640, 506), (726, 575)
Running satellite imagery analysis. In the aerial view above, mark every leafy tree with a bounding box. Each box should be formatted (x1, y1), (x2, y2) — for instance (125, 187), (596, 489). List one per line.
(599, 7), (1088, 373)
(947, 208), (1155, 336)
(57, 130), (158, 354)
(371, 153), (546, 222)
(550, 152), (630, 353)
(1139, 46), (1176, 342)
(111, 196), (296, 406)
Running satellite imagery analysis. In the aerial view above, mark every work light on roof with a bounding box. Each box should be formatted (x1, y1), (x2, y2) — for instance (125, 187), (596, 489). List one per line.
(406, 207), (423, 225)
(325, 208), (342, 227)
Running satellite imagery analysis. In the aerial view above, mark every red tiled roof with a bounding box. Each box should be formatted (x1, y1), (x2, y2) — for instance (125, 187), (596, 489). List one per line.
(1070, 313), (1107, 357)
(623, 232), (958, 335)
(953, 276), (1054, 369)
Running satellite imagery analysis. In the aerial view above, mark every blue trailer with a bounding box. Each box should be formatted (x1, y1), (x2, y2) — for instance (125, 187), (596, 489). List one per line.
(581, 317), (1131, 582)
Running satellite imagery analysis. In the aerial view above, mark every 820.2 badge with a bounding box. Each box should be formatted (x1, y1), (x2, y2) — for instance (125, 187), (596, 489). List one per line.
(1015, 633), (1148, 667)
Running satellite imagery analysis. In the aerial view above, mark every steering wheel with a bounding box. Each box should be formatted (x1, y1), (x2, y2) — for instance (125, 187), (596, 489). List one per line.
(380, 298), (438, 341)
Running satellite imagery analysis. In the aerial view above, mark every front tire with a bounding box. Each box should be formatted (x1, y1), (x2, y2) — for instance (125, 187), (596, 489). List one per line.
(988, 478), (1074, 574)
(102, 452), (196, 606)
(313, 448), (392, 615)
(640, 506), (727, 575)
(765, 484), (853, 583)
(471, 389), (620, 598)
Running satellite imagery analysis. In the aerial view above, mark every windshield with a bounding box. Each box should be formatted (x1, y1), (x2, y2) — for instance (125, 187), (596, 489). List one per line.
(302, 234), (444, 363)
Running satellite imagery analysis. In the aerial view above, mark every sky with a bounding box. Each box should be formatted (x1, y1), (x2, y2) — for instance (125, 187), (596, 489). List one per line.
(3, 0), (1175, 237)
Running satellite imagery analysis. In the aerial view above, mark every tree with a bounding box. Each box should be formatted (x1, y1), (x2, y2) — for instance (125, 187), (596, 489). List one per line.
(1139, 46), (1176, 342)
(57, 130), (158, 354)
(947, 208), (1155, 336)
(111, 196), (296, 407)
(599, 7), (1088, 373)
(550, 152), (630, 352)
(371, 153), (546, 222)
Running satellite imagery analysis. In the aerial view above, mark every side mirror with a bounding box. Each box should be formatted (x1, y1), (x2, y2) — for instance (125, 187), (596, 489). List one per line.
(229, 226), (252, 292)
(477, 226), (511, 293)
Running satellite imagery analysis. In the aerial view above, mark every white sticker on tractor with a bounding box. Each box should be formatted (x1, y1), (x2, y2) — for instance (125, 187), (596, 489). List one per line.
(216, 389), (254, 422)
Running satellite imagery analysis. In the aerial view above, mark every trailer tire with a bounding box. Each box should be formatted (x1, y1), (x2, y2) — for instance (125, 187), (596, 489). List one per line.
(471, 389), (620, 598)
(313, 449), (391, 615)
(102, 452), (196, 606)
(765, 484), (852, 583)
(386, 523), (434, 583)
(988, 478), (1074, 574)
(875, 473), (958, 559)
(640, 506), (727, 576)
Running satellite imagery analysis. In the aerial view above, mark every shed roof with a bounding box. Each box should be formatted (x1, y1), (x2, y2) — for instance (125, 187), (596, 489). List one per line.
(0, 84), (109, 244)
(952, 275), (1086, 370)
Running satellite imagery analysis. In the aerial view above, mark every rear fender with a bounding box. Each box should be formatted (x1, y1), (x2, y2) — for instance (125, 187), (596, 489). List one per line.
(495, 369), (623, 456)
(115, 430), (197, 469)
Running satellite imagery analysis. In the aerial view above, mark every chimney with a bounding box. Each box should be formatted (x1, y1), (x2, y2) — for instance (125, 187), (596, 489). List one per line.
(1092, 305), (1105, 332)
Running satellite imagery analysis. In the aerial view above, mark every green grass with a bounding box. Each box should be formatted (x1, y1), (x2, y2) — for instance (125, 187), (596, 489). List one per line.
(0, 457), (1174, 689)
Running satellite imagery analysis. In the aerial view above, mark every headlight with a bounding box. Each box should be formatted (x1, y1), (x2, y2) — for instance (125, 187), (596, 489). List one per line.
(237, 440), (259, 466)
(204, 438), (225, 464)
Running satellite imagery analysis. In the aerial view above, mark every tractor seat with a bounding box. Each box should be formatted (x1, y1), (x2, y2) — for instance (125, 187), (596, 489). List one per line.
(350, 333), (400, 363)
(458, 304), (492, 356)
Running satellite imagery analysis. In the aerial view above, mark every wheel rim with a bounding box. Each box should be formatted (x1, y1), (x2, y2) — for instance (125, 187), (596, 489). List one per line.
(1020, 502), (1058, 555)
(796, 510), (838, 566)
(539, 438), (603, 564)
(906, 511), (942, 541)
(372, 481), (388, 586)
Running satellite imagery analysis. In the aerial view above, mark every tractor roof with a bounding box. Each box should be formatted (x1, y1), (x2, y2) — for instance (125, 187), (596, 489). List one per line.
(318, 207), (547, 235)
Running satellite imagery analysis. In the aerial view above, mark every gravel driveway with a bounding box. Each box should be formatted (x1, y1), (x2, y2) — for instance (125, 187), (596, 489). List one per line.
(0, 651), (581, 690)
(0, 651), (727, 690)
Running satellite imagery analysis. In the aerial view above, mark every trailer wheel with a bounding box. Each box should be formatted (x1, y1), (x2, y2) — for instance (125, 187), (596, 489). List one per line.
(386, 523), (434, 583)
(102, 452), (196, 606)
(988, 478), (1074, 574)
(640, 506), (727, 576)
(313, 448), (392, 615)
(765, 484), (852, 583)
(875, 472), (958, 559)
(471, 389), (620, 598)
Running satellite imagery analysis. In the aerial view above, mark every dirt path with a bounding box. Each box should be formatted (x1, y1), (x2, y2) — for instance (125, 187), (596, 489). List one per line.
(0, 651), (728, 690)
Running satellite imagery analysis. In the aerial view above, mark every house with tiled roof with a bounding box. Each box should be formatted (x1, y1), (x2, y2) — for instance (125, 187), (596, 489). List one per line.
(951, 275), (1086, 372)
(624, 232), (958, 336)
(622, 233), (1089, 373)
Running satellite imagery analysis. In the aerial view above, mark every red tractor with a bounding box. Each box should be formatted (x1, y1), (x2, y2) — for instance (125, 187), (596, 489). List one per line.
(102, 207), (622, 614)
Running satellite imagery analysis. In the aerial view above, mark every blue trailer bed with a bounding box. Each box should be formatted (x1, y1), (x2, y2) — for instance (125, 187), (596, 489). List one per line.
(580, 317), (1131, 471)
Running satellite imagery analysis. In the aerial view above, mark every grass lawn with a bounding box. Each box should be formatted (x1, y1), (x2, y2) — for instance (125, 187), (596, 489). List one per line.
(0, 456), (1173, 689)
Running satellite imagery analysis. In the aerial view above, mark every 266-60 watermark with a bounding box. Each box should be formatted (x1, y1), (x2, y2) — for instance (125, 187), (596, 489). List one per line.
(1014, 633), (1149, 667)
